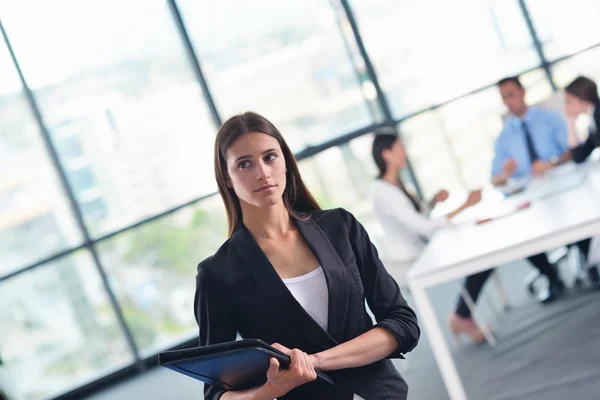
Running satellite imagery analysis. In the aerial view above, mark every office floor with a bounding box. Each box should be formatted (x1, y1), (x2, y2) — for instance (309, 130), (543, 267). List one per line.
(86, 260), (600, 400)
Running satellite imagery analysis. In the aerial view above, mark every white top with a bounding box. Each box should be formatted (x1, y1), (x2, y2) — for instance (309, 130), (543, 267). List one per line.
(283, 267), (365, 400)
(282, 267), (329, 331)
(372, 179), (449, 263)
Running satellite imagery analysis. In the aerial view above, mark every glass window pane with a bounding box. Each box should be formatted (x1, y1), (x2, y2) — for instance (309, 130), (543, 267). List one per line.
(298, 135), (390, 258)
(350, 0), (540, 118)
(552, 47), (600, 88)
(96, 196), (227, 356)
(178, 0), (375, 151)
(0, 251), (133, 400)
(400, 69), (552, 199)
(0, 36), (83, 277)
(527, 0), (600, 61)
(2, 1), (218, 237)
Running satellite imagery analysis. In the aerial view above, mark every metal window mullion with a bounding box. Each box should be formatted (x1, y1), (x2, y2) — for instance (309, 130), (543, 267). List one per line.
(517, 0), (557, 90)
(338, 0), (424, 199)
(168, 0), (223, 128)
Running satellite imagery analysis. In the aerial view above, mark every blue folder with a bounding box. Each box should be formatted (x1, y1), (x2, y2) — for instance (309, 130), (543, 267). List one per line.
(158, 339), (334, 390)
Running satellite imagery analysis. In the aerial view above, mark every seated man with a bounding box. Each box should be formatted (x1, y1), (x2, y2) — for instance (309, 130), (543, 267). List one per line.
(491, 76), (574, 303)
(492, 77), (589, 296)
(492, 76), (572, 184)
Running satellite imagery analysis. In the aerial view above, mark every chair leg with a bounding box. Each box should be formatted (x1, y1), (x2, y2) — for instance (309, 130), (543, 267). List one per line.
(523, 269), (541, 296)
(459, 288), (497, 347)
(483, 290), (501, 316)
(492, 271), (511, 311)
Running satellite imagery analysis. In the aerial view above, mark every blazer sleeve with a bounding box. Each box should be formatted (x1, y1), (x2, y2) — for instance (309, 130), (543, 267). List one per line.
(339, 208), (420, 356)
(571, 132), (597, 163)
(194, 262), (238, 400)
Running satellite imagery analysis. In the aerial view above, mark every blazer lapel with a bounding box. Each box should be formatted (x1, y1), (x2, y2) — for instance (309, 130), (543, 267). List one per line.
(295, 217), (350, 344)
(230, 224), (339, 349)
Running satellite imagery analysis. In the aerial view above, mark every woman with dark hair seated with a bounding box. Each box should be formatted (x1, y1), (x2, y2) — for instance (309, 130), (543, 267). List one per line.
(564, 76), (600, 284)
(371, 133), (495, 344)
(565, 76), (600, 163)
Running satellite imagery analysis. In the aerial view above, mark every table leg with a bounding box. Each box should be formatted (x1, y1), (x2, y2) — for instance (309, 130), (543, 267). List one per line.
(410, 282), (468, 400)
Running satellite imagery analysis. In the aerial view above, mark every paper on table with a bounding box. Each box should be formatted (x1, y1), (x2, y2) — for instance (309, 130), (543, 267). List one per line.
(475, 201), (532, 225)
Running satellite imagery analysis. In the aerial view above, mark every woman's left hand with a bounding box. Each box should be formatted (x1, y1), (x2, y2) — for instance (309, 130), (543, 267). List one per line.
(272, 343), (320, 370)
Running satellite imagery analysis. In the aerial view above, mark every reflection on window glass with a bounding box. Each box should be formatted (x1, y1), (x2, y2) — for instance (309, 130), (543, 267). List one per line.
(401, 69), (552, 199)
(527, 0), (600, 61)
(96, 196), (227, 356)
(0, 251), (133, 400)
(0, 37), (83, 277)
(178, 0), (376, 152)
(350, 0), (539, 118)
(298, 136), (390, 258)
(552, 47), (600, 88)
(2, 0), (218, 238)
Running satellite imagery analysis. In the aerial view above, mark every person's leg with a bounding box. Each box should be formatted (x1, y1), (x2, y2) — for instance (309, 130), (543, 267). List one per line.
(455, 269), (495, 318)
(450, 269), (494, 344)
(527, 253), (565, 303)
(575, 238), (591, 256)
(527, 253), (559, 279)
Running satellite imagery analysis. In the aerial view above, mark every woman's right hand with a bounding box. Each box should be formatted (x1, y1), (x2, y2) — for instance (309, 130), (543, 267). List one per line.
(464, 189), (482, 207)
(260, 347), (317, 399)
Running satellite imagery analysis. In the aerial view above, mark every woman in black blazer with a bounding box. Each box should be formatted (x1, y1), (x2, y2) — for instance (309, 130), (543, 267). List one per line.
(564, 76), (600, 283)
(195, 112), (420, 400)
(565, 76), (600, 163)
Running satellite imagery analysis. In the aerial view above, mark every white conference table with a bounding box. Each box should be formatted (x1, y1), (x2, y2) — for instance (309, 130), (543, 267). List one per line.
(407, 160), (600, 400)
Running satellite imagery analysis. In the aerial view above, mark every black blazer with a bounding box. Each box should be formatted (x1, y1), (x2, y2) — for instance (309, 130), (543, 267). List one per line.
(194, 208), (420, 400)
(571, 103), (600, 163)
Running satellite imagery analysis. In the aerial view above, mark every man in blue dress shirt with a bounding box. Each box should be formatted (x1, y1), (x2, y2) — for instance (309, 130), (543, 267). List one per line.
(490, 76), (574, 303)
(491, 76), (572, 185)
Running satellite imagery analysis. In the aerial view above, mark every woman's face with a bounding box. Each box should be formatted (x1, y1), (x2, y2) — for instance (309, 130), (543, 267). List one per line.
(384, 140), (407, 170)
(225, 132), (287, 209)
(565, 92), (590, 118)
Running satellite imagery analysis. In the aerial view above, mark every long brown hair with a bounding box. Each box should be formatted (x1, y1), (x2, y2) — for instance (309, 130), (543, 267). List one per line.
(371, 133), (421, 212)
(214, 112), (321, 236)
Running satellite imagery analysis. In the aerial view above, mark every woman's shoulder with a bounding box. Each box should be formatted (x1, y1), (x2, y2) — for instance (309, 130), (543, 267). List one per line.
(307, 207), (351, 223)
(372, 179), (410, 203)
(307, 208), (366, 233)
(196, 238), (238, 279)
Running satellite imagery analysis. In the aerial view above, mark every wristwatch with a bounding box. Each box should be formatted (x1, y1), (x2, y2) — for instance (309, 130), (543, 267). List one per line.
(550, 155), (559, 166)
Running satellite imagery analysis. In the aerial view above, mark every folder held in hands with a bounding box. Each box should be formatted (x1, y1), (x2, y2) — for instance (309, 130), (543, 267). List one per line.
(158, 338), (334, 390)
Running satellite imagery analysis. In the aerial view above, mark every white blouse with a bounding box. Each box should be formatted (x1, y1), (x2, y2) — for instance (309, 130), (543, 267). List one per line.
(372, 179), (448, 263)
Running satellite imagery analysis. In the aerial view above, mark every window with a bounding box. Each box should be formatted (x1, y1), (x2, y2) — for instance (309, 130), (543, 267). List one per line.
(177, 0), (377, 152)
(96, 196), (227, 356)
(527, 0), (600, 61)
(0, 34), (82, 277)
(2, 0), (219, 238)
(350, 0), (540, 118)
(298, 134), (390, 258)
(552, 47), (600, 88)
(0, 251), (133, 400)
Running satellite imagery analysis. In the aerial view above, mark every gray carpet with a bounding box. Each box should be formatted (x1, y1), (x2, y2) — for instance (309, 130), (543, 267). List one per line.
(87, 260), (600, 400)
